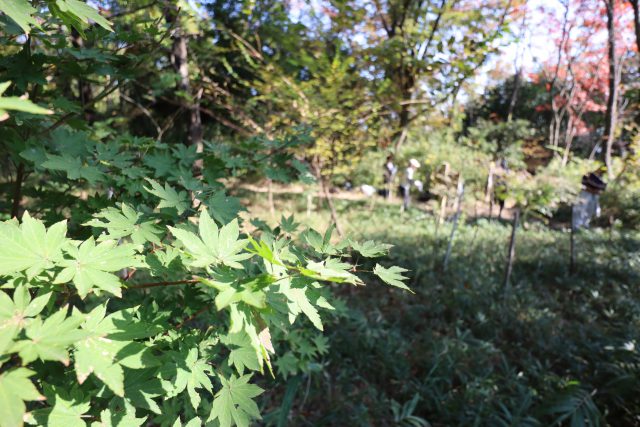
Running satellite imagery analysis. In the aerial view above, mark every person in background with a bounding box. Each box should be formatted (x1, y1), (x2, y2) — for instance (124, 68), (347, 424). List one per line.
(572, 170), (607, 229)
(401, 158), (420, 211)
(383, 154), (397, 199)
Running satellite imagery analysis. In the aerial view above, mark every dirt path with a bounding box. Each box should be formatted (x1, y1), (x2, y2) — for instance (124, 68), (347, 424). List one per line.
(240, 182), (519, 220)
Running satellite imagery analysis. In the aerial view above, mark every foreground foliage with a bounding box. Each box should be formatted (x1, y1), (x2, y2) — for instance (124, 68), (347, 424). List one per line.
(0, 2), (411, 426)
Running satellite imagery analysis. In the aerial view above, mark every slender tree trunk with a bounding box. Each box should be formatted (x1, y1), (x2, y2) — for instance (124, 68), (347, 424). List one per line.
(631, 0), (640, 60)
(604, 0), (618, 180)
(506, 69), (521, 122)
(320, 178), (343, 237)
(71, 28), (94, 123)
(503, 209), (519, 292)
(166, 7), (203, 156)
(11, 163), (25, 218)
(569, 213), (576, 275)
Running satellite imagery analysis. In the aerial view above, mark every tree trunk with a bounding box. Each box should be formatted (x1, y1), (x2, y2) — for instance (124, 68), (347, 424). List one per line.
(503, 209), (519, 293)
(631, 0), (640, 61)
(11, 163), (25, 218)
(320, 178), (343, 237)
(166, 7), (203, 155)
(71, 28), (94, 123)
(506, 69), (521, 122)
(603, 0), (618, 180)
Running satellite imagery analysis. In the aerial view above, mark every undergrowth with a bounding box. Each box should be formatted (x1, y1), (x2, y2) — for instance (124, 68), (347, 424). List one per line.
(247, 192), (640, 427)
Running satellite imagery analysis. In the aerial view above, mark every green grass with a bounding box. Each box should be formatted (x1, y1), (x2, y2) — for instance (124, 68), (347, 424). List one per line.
(246, 190), (640, 427)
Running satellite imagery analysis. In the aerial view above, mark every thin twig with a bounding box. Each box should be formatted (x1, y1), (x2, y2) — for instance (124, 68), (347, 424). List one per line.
(127, 279), (199, 289)
(175, 305), (210, 329)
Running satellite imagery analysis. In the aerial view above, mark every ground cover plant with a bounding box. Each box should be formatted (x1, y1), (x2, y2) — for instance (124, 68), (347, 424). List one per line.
(245, 195), (640, 426)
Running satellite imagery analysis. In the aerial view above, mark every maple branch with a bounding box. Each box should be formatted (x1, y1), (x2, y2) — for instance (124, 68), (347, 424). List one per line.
(175, 305), (210, 329)
(127, 279), (199, 289)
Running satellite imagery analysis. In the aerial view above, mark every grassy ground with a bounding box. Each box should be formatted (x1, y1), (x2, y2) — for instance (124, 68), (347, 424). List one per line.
(243, 189), (640, 427)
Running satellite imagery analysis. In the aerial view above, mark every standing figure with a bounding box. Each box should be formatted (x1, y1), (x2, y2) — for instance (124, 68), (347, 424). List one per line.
(572, 171), (606, 229)
(401, 158), (420, 211)
(382, 154), (397, 199)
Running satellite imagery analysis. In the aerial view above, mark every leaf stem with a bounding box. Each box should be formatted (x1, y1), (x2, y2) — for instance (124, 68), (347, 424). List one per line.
(126, 279), (199, 289)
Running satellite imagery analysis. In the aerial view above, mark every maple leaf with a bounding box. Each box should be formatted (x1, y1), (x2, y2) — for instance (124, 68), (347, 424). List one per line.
(373, 264), (413, 293)
(85, 204), (162, 245)
(208, 375), (263, 427)
(0, 368), (44, 427)
(0, 212), (67, 278)
(220, 332), (261, 375)
(0, 285), (52, 354)
(12, 307), (88, 365)
(351, 240), (393, 258)
(169, 208), (251, 269)
(55, 237), (135, 298)
(144, 179), (190, 215)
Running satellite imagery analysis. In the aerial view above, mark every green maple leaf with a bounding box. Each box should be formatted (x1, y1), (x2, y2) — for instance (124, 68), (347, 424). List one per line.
(302, 228), (338, 255)
(208, 374), (263, 427)
(200, 273), (270, 311)
(92, 408), (147, 427)
(247, 238), (284, 267)
(187, 357), (214, 410)
(220, 332), (261, 375)
(34, 387), (91, 427)
(74, 305), (161, 396)
(279, 215), (299, 234)
(0, 212), (68, 278)
(351, 240), (393, 258)
(74, 305), (123, 395)
(159, 348), (213, 410)
(204, 191), (245, 225)
(303, 258), (361, 285)
(144, 179), (190, 215)
(0, 82), (52, 117)
(12, 307), (88, 365)
(281, 284), (324, 331)
(274, 352), (298, 378)
(169, 208), (251, 269)
(55, 237), (135, 298)
(0, 368), (44, 427)
(313, 335), (330, 355)
(143, 151), (174, 177)
(0, 286), (52, 354)
(42, 154), (106, 185)
(50, 0), (112, 37)
(123, 369), (163, 414)
(373, 264), (413, 293)
(0, 1), (39, 34)
(85, 204), (162, 245)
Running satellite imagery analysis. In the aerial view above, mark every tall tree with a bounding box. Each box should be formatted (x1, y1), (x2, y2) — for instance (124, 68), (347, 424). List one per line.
(164, 2), (203, 153)
(604, 0), (619, 178)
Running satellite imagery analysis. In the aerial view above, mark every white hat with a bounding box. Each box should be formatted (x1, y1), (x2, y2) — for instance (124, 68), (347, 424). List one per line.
(409, 158), (420, 168)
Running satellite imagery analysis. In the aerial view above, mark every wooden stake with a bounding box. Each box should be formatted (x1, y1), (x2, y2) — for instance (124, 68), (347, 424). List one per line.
(443, 177), (464, 271)
(267, 179), (275, 216)
(503, 209), (519, 293)
(487, 161), (495, 221)
(438, 194), (448, 227)
(569, 217), (576, 275)
(485, 161), (495, 202)
(306, 192), (313, 217)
